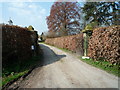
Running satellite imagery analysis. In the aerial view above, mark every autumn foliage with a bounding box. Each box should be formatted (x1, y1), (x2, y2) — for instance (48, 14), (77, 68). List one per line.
(2, 24), (38, 67)
(88, 25), (120, 64)
(45, 33), (84, 55)
(46, 1), (81, 36)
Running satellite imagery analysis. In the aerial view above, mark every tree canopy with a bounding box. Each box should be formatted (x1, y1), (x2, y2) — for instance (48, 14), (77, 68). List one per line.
(82, 2), (120, 26)
(46, 1), (81, 36)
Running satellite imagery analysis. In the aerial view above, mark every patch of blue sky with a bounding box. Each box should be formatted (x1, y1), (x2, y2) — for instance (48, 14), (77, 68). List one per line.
(1, 1), (84, 35)
(2, 2), (53, 34)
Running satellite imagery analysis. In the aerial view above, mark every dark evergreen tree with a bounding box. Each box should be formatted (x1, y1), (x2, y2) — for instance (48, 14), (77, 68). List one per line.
(82, 2), (120, 26)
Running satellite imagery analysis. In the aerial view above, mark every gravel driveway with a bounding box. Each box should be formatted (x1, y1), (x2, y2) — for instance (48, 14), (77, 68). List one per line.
(20, 43), (118, 88)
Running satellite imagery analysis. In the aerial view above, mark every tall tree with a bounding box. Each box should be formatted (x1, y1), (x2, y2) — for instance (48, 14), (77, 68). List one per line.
(82, 2), (120, 26)
(46, 1), (81, 36)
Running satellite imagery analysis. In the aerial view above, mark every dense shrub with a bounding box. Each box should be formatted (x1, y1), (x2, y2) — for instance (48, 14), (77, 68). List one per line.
(2, 24), (38, 67)
(88, 25), (120, 64)
(45, 34), (84, 55)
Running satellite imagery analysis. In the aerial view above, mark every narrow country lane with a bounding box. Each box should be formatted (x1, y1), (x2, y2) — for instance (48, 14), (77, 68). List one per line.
(20, 43), (118, 88)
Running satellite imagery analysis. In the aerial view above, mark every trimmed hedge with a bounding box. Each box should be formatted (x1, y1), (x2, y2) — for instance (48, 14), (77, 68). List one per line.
(45, 34), (84, 55)
(88, 25), (120, 64)
(2, 24), (38, 67)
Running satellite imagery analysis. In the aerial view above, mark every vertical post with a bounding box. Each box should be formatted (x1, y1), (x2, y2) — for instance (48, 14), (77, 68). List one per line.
(84, 33), (87, 56)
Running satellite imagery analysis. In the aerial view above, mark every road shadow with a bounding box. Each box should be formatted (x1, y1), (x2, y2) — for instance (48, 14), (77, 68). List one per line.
(3, 44), (66, 89)
(38, 44), (66, 67)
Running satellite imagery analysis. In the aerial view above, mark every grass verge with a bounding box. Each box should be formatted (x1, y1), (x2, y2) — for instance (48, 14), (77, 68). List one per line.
(80, 57), (120, 77)
(40, 42), (119, 77)
(2, 56), (41, 86)
(57, 47), (72, 53)
(40, 42), (72, 53)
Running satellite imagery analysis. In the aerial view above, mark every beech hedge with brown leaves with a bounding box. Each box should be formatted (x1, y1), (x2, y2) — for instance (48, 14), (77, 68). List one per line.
(45, 34), (84, 55)
(88, 25), (120, 64)
(2, 24), (38, 67)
